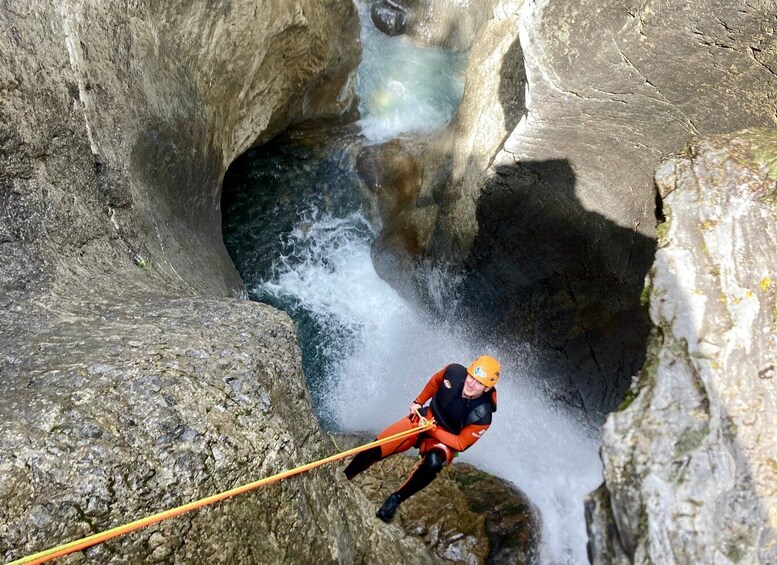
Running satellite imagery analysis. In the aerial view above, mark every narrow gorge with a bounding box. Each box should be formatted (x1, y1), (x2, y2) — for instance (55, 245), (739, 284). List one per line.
(1, 1), (775, 564)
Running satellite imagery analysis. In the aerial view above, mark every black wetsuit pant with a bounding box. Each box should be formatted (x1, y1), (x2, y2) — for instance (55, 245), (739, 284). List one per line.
(344, 445), (447, 500)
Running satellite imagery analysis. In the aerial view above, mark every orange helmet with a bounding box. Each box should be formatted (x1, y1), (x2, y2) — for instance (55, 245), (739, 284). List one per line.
(467, 355), (500, 388)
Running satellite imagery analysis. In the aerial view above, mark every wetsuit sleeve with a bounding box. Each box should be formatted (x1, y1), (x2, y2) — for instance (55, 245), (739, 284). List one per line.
(413, 366), (447, 405)
(427, 423), (490, 452)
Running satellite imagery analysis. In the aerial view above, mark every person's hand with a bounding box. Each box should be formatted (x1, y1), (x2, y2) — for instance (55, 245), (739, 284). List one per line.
(409, 402), (422, 420)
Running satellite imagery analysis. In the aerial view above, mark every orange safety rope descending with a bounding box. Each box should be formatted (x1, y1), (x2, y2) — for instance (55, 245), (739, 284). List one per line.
(10, 419), (436, 565)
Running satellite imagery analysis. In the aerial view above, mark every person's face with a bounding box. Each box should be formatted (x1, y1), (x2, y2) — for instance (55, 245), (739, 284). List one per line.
(463, 375), (488, 399)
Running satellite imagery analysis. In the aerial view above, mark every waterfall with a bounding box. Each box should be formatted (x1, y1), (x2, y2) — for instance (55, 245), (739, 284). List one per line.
(251, 206), (602, 564)
(223, 2), (604, 562)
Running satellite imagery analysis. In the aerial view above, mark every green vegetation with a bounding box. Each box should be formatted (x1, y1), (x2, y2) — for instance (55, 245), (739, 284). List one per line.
(453, 469), (489, 488)
(674, 424), (709, 457)
(725, 544), (746, 563)
(639, 283), (653, 306)
(724, 532), (755, 564)
(618, 385), (638, 411)
(745, 129), (777, 206)
(618, 328), (662, 411)
(750, 131), (777, 183)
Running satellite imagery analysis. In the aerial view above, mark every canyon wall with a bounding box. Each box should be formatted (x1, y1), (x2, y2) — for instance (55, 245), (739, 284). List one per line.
(362, 2), (777, 561)
(587, 129), (777, 564)
(0, 1), (434, 562)
(365, 0), (776, 414)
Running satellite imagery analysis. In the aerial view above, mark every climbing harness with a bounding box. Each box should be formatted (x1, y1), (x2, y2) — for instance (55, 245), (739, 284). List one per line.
(10, 420), (436, 565)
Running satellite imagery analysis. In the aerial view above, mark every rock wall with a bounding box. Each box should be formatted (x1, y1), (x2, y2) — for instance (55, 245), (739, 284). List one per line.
(0, 1), (435, 562)
(1, 0), (359, 301)
(365, 1), (524, 297)
(586, 129), (777, 564)
(0, 298), (432, 563)
(365, 0), (776, 414)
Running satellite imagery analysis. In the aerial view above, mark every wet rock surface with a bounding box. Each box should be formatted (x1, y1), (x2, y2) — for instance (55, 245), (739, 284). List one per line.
(0, 300), (433, 563)
(365, 4), (525, 301)
(371, 1), (409, 36)
(587, 129), (777, 564)
(335, 434), (540, 564)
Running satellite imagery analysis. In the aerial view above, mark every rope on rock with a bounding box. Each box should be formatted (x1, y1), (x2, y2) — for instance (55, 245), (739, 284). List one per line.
(11, 420), (436, 565)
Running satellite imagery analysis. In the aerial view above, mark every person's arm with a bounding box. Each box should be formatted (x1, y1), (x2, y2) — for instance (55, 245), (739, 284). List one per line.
(427, 422), (490, 452)
(413, 366), (447, 405)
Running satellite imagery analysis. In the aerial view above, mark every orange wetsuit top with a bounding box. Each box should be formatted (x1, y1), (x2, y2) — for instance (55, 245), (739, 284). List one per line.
(414, 364), (497, 452)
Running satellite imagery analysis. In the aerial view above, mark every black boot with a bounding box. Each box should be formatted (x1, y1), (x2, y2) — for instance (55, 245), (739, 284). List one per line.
(376, 492), (402, 523)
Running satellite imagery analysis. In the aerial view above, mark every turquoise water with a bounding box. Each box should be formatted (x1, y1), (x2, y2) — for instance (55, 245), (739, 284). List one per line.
(354, 0), (468, 142)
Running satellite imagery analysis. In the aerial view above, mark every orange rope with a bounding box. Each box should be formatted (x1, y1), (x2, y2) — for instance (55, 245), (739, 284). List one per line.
(10, 421), (435, 565)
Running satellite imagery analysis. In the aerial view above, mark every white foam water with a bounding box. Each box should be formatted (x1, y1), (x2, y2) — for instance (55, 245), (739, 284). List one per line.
(257, 208), (603, 564)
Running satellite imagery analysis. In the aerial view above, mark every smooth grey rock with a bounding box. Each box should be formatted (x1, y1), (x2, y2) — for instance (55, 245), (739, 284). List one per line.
(1, 0), (360, 301)
(587, 129), (777, 564)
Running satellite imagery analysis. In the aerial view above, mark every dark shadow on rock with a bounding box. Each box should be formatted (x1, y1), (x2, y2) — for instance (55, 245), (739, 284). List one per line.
(460, 159), (655, 417)
(498, 33), (527, 133)
(130, 124), (243, 294)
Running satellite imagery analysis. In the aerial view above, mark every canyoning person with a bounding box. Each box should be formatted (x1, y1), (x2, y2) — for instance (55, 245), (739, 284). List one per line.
(344, 355), (499, 522)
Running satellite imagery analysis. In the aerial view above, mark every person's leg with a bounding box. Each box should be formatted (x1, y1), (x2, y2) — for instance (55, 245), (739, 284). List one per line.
(343, 445), (381, 480)
(344, 415), (419, 480)
(376, 448), (450, 522)
(394, 449), (447, 500)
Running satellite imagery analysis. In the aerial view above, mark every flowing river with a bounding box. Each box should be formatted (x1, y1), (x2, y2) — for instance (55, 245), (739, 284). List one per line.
(223, 3), (602, 563)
